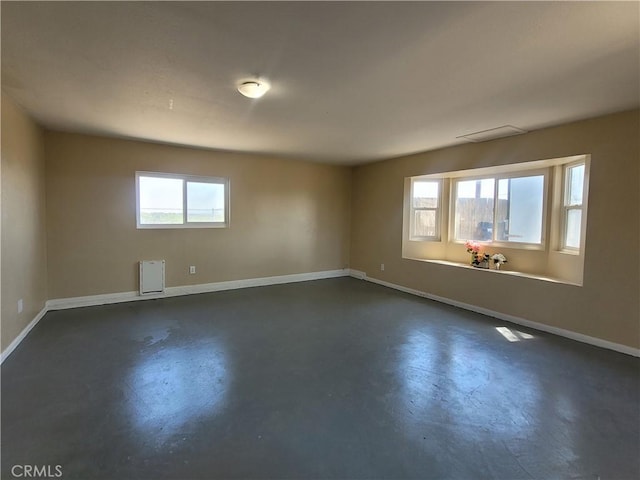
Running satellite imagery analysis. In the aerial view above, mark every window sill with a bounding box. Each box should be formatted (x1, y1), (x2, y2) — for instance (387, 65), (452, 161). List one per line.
(405, 257), (582, 286)
(137, 224), (228, 229)
(556, 248), (581, 256)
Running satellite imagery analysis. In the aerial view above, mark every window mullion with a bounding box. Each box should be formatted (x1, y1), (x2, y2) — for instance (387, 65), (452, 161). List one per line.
(182, 179), (188, 225)
(492, 177), (499, 242)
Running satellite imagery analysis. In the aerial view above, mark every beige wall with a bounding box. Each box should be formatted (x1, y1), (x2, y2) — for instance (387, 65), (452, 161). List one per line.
(45, 132), (351, 299)
(350, 109), (640, 349)
(3, 100), (638, 353)
(1, 92), (48, 352)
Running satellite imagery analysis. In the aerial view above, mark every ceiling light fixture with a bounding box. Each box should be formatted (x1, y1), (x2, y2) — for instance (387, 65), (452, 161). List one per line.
(237, 79), (270, 99)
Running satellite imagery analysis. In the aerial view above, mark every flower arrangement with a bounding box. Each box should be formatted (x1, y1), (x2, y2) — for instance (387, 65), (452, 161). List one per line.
(465, 240), (490, 267)
(491, 253), (508, 270)
(465, 241), (507, 270)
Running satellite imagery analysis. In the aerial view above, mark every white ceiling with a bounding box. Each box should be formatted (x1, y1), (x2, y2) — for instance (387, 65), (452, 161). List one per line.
(2, 1), (638, 165)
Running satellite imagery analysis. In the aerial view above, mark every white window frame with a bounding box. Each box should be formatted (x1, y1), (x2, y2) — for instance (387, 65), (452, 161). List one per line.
(136, 171), (230, 229)
(402, 155), (590, 285)
(560, 160), (586, 251)
(450, 169), (549, 249)
(409, 177), (442, 241)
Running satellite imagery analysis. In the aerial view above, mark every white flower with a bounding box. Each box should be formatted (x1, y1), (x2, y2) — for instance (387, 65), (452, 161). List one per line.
(492, 253), (507, 264)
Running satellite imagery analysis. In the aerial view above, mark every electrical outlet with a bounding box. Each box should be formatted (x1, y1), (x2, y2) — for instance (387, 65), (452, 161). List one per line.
(18, 299), (23, 314)
(189, 266), (196, 274)
(380, 263), (385, 271)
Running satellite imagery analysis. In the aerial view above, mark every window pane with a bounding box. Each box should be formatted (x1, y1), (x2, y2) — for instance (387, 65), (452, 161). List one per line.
(456, 178), (494, 199)
(567, 164), (584, 206)
(495, 176), (544, 244)
(139, 176), (183, 224)
(187, 182), (225, 223)
(455, 179), (494, 241)
(479, 178), (494, 198)
(412, 181), (439, 208)
(565, 209), (582, 248)
(414, 210), (437, 237)
(457, 180), (476, 199)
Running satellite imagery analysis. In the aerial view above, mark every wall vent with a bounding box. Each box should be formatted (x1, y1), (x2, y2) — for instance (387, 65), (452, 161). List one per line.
(139, 260), (165, 295)
(457, 125), (527, 143)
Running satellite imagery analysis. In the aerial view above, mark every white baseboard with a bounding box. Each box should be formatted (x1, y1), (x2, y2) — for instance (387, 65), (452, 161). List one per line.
(164, 269), (349, 297)
(46, 268), (350, 311)
(5, 268), (636, 363)
(46, 291), (141, 310)
(349, 269), (367, 280)
(2, 269), (350, 363)
(351, 270), (640, 358)
(1, 306), (47, 364)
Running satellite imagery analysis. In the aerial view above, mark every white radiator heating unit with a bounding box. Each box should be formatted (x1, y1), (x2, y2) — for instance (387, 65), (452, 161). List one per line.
(139, 260), (166, 295)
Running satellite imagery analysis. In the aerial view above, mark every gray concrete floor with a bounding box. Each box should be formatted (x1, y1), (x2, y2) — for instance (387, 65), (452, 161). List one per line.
(1, 277), (639, 479)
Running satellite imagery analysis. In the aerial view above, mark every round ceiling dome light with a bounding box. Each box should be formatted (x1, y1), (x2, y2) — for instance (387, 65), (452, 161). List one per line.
(237, 79), (270, 99)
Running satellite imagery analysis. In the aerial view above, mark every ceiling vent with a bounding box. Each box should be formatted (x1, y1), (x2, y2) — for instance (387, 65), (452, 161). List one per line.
(457, 125), (527, 143)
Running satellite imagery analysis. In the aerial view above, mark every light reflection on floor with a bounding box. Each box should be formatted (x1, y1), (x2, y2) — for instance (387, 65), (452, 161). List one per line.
(126, 340), (230, 441)
(496, 326), (535, 342)
(2, 278), (634, 479)
(398, 325), (548, 440)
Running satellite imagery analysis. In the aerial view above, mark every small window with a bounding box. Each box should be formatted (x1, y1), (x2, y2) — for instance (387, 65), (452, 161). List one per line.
(562, 162), (585, 250)
(410, 179), (441, 240)
(136, 172), (229, 229)
(453, 173), (545, 246)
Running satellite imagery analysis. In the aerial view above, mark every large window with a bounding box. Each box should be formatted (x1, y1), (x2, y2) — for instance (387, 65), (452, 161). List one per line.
(405, 155), (589, 252)
(454, 178), (495, 242)
(453, 173), (545, 246)
(403, 155), (590, 284)
(136, 172), (229, 229)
